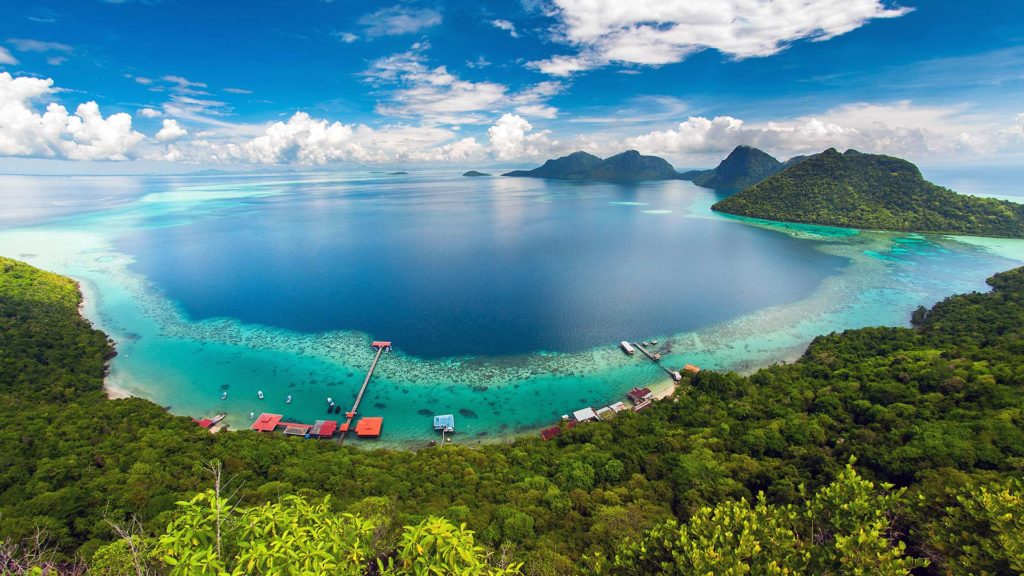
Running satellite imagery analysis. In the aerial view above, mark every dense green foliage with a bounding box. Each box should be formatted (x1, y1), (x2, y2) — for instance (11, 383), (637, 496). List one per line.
(687, 145), (786, 190)
(503, 150), (680, 181)
(83, 489), (520, 575)
(712, 148), (1024, 237)
(2, 255), (1024, 574)
(600, 464), (926, 575)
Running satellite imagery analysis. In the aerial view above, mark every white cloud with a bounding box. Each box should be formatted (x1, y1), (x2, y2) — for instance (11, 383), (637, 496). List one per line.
(7, 38), (73, 53)
(223, 87), (252, 95)
(622, 101), (1008, 163)
(337, 32), (359, 43)
(530, 0), (911, 75)
(0, 72), (143, 160)
(359, 6), (442, 37)
(490, 19), (519, 38)
(487, 113), (553, 160)
(0, 46), (16, 65)
(137, 107), (162, 118)
(364, 45), (562, 125)
(155, 118), (187, 142)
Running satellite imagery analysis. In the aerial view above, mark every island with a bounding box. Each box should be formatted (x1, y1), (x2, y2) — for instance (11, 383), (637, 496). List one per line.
(387, 171), (409, 175)
(680, 145), (793, 190)
(712, 148), (1024, 237)
(503, 150), (682, 182)
(462, 170), (491, 177)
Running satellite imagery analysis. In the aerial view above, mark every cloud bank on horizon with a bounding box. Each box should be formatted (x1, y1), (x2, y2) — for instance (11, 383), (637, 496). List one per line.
(0, 0), (1022, 169)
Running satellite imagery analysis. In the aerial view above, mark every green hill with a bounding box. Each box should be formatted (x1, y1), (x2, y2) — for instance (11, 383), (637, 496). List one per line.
(712, 148), (1024, 237)
(687, 145), (786, 190)
(3, 255), (1024, 574)
(503, 150), (680, 181)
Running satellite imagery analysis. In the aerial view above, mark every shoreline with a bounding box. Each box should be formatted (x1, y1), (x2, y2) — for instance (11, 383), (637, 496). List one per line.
(75, 277), (133, 400)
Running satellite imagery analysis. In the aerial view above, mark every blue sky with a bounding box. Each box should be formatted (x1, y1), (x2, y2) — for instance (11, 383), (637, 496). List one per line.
(0, 0), (1022, 171)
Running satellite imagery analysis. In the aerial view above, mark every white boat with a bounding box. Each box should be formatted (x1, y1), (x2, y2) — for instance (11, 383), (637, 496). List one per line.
(286, 395), (292, 404)
(210, 413), (227, 426)
(326, 397), (333, 404)
(257, 390), (264, 400)
(249, 411), (255, 419)
(652, 339), (658, 345)
(221, 391), (227, 400)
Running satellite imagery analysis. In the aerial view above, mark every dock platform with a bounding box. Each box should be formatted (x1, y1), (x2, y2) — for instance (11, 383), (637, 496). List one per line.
(338, 341), (390, 443)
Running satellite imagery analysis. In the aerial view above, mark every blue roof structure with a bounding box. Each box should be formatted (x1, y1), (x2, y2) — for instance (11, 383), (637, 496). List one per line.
(433, 414), (455, 432)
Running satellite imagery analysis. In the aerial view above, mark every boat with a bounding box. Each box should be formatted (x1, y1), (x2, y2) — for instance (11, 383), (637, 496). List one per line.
(249, 411), (255, 419)
(221, 391), (227, 400)
(210, 413), (227, 426)
(643, 341), (650, 347)
(652, 339), (658, 345)
(286, 395), (292, 404)
(326, 397), (333, 404)
(257, 390), (264, 400)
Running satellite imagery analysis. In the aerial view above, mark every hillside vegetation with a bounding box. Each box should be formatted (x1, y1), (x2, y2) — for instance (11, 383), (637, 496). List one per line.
(683, 145), (787, 190)
(712, 148), (1024, 237)
(503, 150), (680, 181)
(2, 255), (1024, 574)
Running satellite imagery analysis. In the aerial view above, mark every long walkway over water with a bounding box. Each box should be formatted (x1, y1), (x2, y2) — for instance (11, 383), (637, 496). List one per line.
(338, 341), (389, 443)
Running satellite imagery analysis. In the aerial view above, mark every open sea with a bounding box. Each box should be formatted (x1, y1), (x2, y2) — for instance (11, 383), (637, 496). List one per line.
(2, 168), (1023, 447)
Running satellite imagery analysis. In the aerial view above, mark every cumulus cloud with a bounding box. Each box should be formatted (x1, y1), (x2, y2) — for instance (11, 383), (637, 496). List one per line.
(155, 118), (187, 142)
(137, 107), (162, 118)
(0, 46), (16, 65)
(337, 32), (359, 43)
(487, 113), (553, 160)
(359, 6), (442, 37)
(622, 101), (1005, 163)
(530, 0), (911, 75)
(490, 19), (519, 38)
(0, 72), (143, 160)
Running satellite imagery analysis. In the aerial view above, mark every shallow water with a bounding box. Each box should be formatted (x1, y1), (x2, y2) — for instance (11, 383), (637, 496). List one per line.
(1, 171), (1023, 448)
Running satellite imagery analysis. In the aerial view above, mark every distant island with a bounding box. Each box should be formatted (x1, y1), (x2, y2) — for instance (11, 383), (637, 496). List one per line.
(681, 145), (794, 190)
(503, 150), (681, 182)
(712, 148), (1024, 238)
(388, 171), (409, 175)
(462, 170), (491, 177)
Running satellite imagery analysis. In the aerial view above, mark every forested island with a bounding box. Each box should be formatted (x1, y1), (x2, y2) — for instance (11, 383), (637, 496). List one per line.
(503, 150), (681, 182)
(2, 255), (1024, 574)
(463, 170), (491, 177)
(712, 148), (1024, 237)
(679, 145), (794, 190)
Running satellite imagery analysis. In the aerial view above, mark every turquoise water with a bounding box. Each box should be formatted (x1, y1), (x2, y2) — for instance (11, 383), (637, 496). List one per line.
(2, 172), (1023, 448)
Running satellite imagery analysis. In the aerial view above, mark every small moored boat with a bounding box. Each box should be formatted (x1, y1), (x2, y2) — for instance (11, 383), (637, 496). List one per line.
(286, 395), (292, 404)
(221, 391), (227, 400)
(257, 390), (264, 400)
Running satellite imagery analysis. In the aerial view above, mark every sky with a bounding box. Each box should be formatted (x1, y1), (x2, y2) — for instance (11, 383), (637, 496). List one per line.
(0, 0), (1023, 173)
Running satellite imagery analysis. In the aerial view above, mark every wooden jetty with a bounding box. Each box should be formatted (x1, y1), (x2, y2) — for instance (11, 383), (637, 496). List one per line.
(633, 342), (682, 381)
(338, 341), (390, 443)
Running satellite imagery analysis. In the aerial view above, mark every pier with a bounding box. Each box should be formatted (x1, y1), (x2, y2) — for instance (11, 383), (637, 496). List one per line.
(338, 341), (390, 443)
(633, 342), (682, 381)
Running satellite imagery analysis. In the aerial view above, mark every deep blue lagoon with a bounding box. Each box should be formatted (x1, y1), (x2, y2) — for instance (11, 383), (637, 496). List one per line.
(2, 171), (1023, 446)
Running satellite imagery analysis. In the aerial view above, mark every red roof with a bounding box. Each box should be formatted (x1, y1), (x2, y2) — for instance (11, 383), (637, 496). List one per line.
(683, 364), (701, 373)
(627, 387), (653, 402)
(250, 413), (283, 432)
(313, 420), (337, 438)
(355, 416), (383, 437)
(540, 426), (561, 440)
(339, 422), (350, 432)
(372, 341), (391, 347)
(193, 418), (213, 429)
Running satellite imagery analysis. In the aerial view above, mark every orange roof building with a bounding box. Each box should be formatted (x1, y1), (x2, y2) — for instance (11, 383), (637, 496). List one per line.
(684, 364), (701, 373)
(250, 413), (283, 432)
(355, 416), (383, 437)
